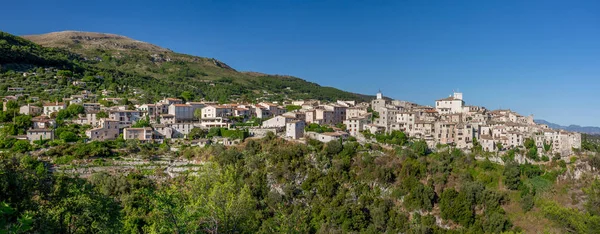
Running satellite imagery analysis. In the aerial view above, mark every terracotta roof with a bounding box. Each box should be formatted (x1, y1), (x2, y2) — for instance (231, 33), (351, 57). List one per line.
(207, 105), (230, 109)
(125, 127), (152, 131)
(260, 102), (278, 107)
(27, 129), (53, 132)
(479, 135), (493, 140)
(436, 97), (459, 101)
(43, 102), (65, 106)
(322, 131), (349, 137)
(173, 104), (191, 107)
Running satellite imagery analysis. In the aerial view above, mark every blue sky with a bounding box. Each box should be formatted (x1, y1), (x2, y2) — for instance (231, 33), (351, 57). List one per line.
(1, 0), (599, 126)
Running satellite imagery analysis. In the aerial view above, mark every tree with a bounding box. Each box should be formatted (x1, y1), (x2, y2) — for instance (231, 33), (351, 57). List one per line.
(66, 104), (85, 116)
(496, 142), (503, 151)
(181, 91), (194, 101)
(521, 193), (534, 212)
(194, 108), (202, 120)
(12, 140), (31, 153)
(56, 70), (73, 77)
(188, 128), (208, 140)
(411, 140), (429, 156)
(6, 100), (19, 110)
(439, 189), (474, 226)
(131, 118), (151, 128)
(524, 138), (536, 149)
(285, 105), (302, 112)
(325, 140), (343, 155)
(503, 162), (521, 190)
(543, 141), (552, 152)
(96, 111), (109, 118)
(59, 131), (79, 142)
(584, 179), (600, 216)
(13, 115), (32, 134)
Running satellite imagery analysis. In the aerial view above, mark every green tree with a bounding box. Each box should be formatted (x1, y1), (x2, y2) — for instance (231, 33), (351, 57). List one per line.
(66, 104), (85, 116)
(503, 161), (521, 190)
(6, 100), (19, 110)
(496, 142), (503, 151)
(56, 70), (73, 77)
(584, 179), (600, 216)
(131, 118), (151, 128)
(194, 108), (202, 120)
(524, 138), (536, 149)
(96, 111), (109, 118)
(180, 91), (193, 102)
(285, 105), (302, 112)
(411, 140), (429, 156)
(13, 115), (32, 134)
(325, 140), (343, 155)
(439, 189), (474, 226)
(188, 128), (208, 140)
(59, 131), (79, 142)
(12, 140), (31, 153)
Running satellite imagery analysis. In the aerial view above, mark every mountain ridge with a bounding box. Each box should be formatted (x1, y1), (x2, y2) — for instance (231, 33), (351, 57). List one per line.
(23, 31), (173, 53)
(535, 119), (600, 135)
(1, 30), (373, 102)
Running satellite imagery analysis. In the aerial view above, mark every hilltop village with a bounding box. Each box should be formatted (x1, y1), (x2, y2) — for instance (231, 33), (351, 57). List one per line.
(4, 77), (581, 159)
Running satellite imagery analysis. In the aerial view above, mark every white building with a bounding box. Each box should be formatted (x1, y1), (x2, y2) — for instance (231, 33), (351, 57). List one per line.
(435, 92), (465, 114)
(286, 120), (305, 139)
(202, 105), (232, 119)
(43, 102), (67, 116)
(262, 115), (295, 128)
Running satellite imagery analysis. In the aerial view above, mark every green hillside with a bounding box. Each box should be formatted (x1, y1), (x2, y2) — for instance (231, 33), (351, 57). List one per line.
(0, 30), (372, 103)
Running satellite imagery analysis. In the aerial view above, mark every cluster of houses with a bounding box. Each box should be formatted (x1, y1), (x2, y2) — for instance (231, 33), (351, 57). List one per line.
(255, 90), (582, 157)
(5, 88), (583, 157)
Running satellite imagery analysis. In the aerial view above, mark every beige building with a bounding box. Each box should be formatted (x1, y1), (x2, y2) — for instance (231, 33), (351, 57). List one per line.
(344, 115), (371, 136)
(86, 119), (120, 141)
(19, 104), (42, 116)
(123, 127), (154, 142)
(109, 110), (142, 128)
(435, 122), (457, 145)
(307, 131), (349, 143)
(26, 129), (54, 143)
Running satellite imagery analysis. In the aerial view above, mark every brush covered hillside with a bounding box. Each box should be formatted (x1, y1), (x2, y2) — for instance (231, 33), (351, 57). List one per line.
(0, 30), (371, 103)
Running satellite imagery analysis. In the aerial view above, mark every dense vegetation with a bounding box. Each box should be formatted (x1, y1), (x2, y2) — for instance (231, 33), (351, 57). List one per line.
(2, 134), (600, 233)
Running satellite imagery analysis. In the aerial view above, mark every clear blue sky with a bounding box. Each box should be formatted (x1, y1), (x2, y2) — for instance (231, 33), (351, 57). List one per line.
(2, 0), (599, 126)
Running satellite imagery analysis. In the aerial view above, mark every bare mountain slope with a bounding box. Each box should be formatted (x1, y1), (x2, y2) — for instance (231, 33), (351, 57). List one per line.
(23, 31), (172, 53)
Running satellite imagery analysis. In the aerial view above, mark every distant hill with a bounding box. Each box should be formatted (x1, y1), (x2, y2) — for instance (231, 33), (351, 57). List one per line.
(4, 30), (372, 102)
(535, 119), (600, 135)
(23, 31), (172, 54)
